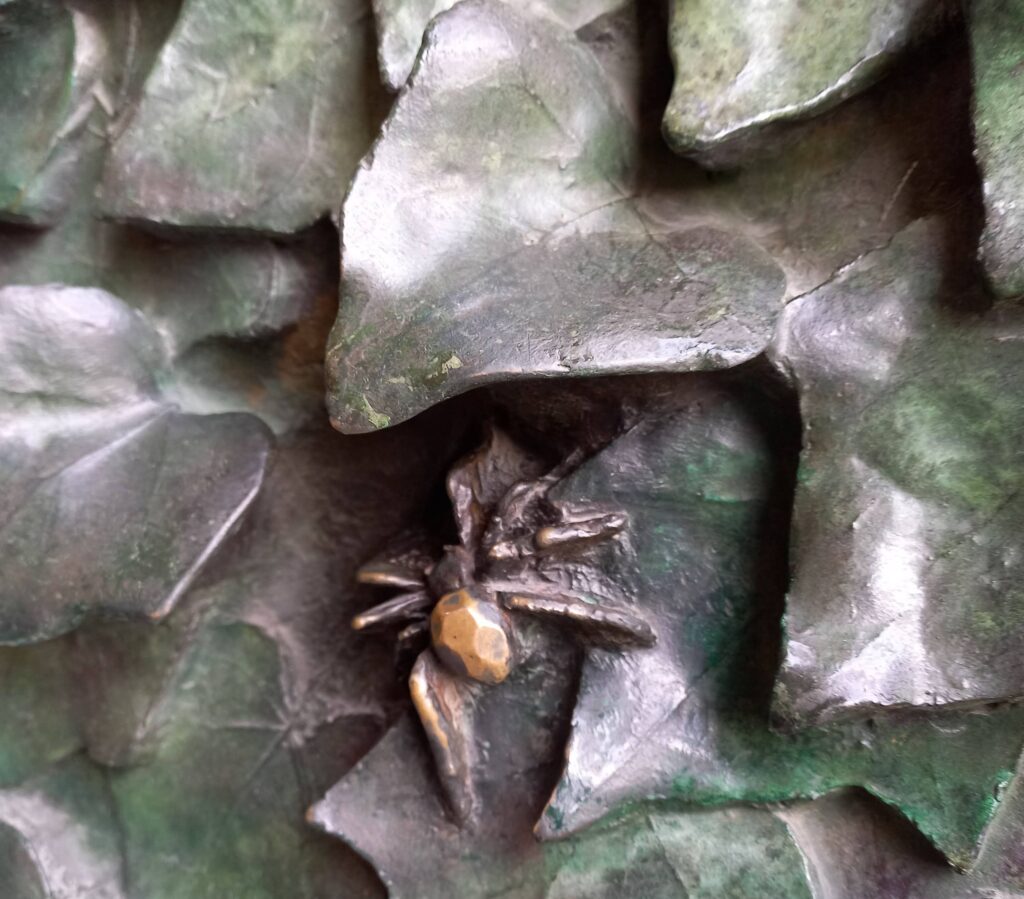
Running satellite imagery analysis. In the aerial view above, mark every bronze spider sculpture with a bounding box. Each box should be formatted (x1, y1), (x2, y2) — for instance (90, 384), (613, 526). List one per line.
(352, 426), (656, 824)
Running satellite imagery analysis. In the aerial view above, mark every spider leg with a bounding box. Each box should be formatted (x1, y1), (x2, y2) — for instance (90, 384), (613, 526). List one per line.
(355, 561), (426, 589)
(535, 512), (627, 552)
(356, 530), (435, 588)
(447, 426), (547, 548)
(502, 591), (655, 649)
(351, 590), (433, 630)
(409, 649), (479, 825)
(482, 451), (588, 556)
(397, 619), (430, 645)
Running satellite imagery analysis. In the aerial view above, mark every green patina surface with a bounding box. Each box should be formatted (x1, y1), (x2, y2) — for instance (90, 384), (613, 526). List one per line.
(541, 807), (813, 899)
(969, 0), (1024, 300)
(770, 221), (1024, 723)
(0, 0), (1021, 895)
(541, 377), (1024, 870)
(663, 0), (947, 165)
(100, 0), (384, 234)
(0, 0), (75, 222)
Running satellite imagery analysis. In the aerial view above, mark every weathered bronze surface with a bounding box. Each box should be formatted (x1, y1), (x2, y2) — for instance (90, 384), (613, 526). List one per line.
(1, 0), (1023, 896)
(769, 219), (1024, 722)
(663, 0), (953, 166)
(100, 0), (385, 234)
(968, 0), (1024, 301)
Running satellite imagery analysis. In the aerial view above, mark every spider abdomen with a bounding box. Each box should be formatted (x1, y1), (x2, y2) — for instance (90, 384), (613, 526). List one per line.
(431, 587), (516, 685)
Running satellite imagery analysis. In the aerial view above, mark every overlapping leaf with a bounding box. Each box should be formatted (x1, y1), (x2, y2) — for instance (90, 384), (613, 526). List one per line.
(968, 0), (1024, 301)
(100, 0), (385, 234)
(768, 219), (1024, 721)
(662, 0), (952, 167)
(104, 223), (337, 354)
(0, 284), (272, 643)
(0, 1), (335, 373)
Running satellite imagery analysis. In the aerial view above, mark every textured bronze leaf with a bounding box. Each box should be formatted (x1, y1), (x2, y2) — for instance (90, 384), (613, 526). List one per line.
(968, 0), (1024, 301)
(100, 0), (385, 234)
(0, 285), (272, 643)
(663, 0), (952, 166)
(326, 0), (788, 433)
(768, 220), (1024, 721)
(536, 372), (1024, 870)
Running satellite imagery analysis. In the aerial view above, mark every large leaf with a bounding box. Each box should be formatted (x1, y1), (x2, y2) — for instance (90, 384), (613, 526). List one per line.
(767, 219), (1024, 721)
(535, 373), (1024, 870)
(371, 0), (623, 90)
(0, 284), (272, 643)
(968, 0), (1024, 301)
(326, 0), (789, 432)
(663, 0), (951, 166)
(100, 0), (385, 234)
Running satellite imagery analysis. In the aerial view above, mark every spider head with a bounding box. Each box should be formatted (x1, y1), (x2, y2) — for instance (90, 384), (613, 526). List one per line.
(430, 585), (516, 685)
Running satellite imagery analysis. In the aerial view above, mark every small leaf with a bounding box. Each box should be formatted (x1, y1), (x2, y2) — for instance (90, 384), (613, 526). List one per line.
(781, 789), (1024, 898)
(663, 0), (951, 166)
(0, 756), (126, 899)
(968, 0), (1024, 301)
(371, 0), (624, 90)
(0, 1), (76, 225)
(100, 0), (386, 234)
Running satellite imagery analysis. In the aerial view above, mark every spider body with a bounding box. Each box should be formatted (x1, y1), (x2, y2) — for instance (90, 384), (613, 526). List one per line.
(430, 586), (514, 685)
(351, 426), (655, 824)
